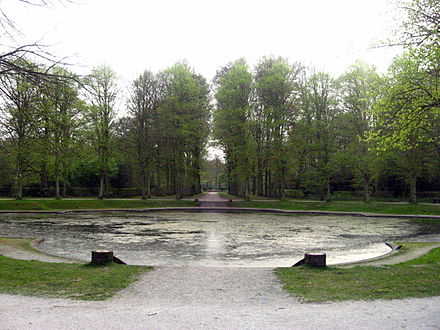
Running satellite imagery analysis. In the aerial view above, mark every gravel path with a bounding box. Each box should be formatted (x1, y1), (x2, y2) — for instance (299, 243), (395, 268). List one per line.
(1, 266), (440, 329)
(1, 224), (440, 329)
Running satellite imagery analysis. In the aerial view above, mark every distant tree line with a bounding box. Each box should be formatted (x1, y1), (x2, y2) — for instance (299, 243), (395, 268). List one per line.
(0, 0), (438, 202)
(0, 62), (210, 200)
(212, 0), (439, 203)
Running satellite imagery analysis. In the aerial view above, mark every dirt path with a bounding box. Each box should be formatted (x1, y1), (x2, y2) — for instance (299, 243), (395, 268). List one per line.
(197, 192), (232, 207)
(1, 240), (440, 329)
(1, 231), (440, 328)
(198, 192), (230, 202)
(1, 266), (440, 329)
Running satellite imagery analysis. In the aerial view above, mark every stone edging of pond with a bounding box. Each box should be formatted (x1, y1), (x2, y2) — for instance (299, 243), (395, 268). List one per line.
(331, 242), (399, 267)
(1, 206), (439, 220)
(30, 238), (83, 264)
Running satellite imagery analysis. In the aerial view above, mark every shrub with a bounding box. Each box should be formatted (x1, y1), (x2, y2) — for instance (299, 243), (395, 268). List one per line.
(284, 189), (305, 198)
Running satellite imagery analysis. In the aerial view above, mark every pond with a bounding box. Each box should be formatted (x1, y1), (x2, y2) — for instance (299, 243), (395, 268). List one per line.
(1, 211), (439, 267)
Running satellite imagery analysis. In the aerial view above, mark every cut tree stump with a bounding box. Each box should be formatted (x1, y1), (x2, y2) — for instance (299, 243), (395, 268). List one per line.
(91, 250), (114, 264)
(292, 253), (327, 267)
(304, 253), (326, 267)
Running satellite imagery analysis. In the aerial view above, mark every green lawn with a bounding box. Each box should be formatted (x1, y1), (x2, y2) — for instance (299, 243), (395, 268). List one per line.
(0, 199), (195, 211)
(0, 199), (439, 215)
(233, 200), (440, 215)
(276, 243), (440, 302)
(0, 255), (149, 300)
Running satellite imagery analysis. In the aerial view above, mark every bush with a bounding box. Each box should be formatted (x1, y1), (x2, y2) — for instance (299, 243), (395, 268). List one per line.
(284, 189), (304, 198)
(68, 187), (99, 197)
(331, 191), (361, 201)
(417, 191), (440, 198)
(109, 188), (141, 198)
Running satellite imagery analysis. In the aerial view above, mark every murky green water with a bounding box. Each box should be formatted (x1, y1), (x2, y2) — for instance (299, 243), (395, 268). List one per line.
(1, 212), (439, 267)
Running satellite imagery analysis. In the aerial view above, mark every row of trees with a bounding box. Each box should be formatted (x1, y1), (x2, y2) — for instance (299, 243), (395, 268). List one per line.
(213, 0), (439, 203)
(0, 62), (210, 199)
(213, 55), (439, 203)
(2, 52), (437, 202)
(0, 0), (437, 202)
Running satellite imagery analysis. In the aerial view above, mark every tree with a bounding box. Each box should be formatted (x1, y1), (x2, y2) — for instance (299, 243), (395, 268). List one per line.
(336, 61), (380, 202)
(157, 63), (210, 199)
(213, 59), (252, 198)
(84, 65), (118, 199)
(127, 70), (161, 199)
(40, 68), (83, 198)
(395, 0), (439, 48)
(297, 71), (339, 201)
(251, 56), (301, 198)
(1, 1), (75, 83)
(370, 52), (439, 203)
(378, 0), (439, 149)
(0, 70), (39, 199)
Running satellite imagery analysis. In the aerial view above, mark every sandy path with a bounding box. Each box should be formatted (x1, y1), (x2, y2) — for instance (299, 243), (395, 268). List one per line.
(197, 192), (230, 202)
(1, 266), (440, 329)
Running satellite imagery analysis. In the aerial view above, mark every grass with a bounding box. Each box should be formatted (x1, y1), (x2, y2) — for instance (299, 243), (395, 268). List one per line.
(233, 200), (440, 215)
(0, 197), (439, 216)
(0, 199), (195, 211)
(275, 243), (440, 302)
(0, 255), (149, 300)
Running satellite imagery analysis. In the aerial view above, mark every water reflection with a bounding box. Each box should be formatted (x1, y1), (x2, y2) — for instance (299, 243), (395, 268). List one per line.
(0, 212), (439, 267)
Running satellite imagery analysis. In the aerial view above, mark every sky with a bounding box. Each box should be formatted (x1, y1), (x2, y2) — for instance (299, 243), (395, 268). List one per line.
(4, 0), (403, 87)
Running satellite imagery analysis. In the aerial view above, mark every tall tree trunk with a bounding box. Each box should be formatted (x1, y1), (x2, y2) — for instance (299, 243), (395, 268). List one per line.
(319, 178), (326, 201)
(39, 160), (48, 189)
(409, 174), (417, 204)
(55, 177), (60, 200)
(363, 174), (370, 203)
(140, 171), (147, 200)
(98, 175), (104, 200)
(245, 177), (250, 201)
(325, 179), (331, 202)
(55, 161), (61, 199)
(16, 172), (23, 200)
(146, 174), (151, 198)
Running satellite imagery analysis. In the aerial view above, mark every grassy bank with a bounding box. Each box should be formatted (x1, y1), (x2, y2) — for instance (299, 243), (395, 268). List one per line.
(0, 255), (149, 300)
(0, 199), (195, 211)
(0, 198), (439, 216)
(276, 243), (440, 302)
(233, 200), (440, 215)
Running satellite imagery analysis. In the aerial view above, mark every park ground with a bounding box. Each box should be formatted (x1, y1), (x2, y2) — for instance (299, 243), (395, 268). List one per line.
(1, 193), (439, 329)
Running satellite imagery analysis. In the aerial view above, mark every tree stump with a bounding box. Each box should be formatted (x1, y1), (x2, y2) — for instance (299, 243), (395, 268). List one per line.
(304, 253), (326, 267)
(91, 250), (114, 265)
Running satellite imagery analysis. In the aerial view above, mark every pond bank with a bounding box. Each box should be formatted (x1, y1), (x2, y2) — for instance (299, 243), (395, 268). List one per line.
(1, 206), (440, 220)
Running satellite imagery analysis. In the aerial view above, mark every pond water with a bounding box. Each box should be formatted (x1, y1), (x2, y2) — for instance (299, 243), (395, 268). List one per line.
(1, 211), (439, 267)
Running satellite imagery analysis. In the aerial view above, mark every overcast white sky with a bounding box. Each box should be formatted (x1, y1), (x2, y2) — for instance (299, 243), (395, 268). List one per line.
(4, 0), (403, 85)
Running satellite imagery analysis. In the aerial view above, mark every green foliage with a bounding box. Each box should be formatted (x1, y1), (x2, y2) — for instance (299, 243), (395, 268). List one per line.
(283, 189), (304, 198)
(156, 62), (211, 198)
(0, 0), (438, 201)
(251, 57), (301, 199)
(84, 65), (119, 199)
(370, 51), (439, 151)
(213, 58), (252, 197)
